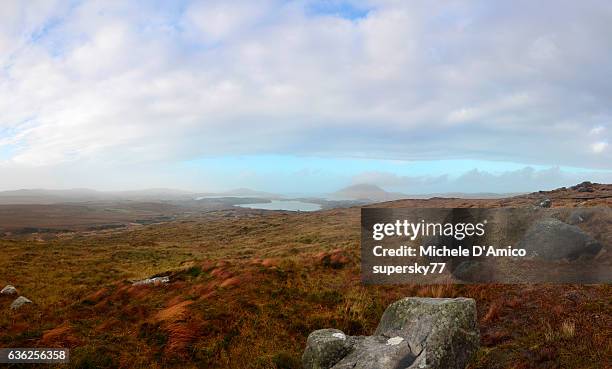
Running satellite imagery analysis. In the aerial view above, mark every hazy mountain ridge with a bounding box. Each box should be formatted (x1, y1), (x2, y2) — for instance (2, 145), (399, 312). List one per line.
(331, 184), (407, 201)
(0, 183), (566, 205)
(0, 188), (194, 204)
(332, 183), (523, 202)
(196, 188), (282, 199)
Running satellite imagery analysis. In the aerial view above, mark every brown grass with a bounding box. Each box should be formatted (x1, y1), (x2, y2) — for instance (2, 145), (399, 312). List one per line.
(155, 300), (194, 322)
(41, 324), (79, 346)
(0, 184), (611, 368)
(482, 301), (502, 323)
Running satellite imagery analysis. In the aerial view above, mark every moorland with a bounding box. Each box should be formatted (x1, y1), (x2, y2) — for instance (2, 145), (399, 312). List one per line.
(0, 182), (610, 369)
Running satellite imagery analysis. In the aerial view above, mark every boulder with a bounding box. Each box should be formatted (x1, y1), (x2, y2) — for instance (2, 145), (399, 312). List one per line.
(372, 297), (479, 369)
(303, 297), (479, 369)
(1, 285), (18, 295)
(518, 218), (602, 261)
(303, 329), (356, 369)
(10, 296), (32, 309)
(535, 198), (552, 208)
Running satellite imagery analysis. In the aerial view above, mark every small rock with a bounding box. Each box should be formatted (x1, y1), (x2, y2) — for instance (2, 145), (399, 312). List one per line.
(535, 198), (552, 208)
(564, 290), (583, 303)
(10, 296), (32, 309)
(132, 276), (170, 286)
(1, 285), (18, 295)
(518, 218), (602, 261)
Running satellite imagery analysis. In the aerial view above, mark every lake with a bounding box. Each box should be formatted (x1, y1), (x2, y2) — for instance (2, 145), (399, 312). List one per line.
(236, 200), (322, 212)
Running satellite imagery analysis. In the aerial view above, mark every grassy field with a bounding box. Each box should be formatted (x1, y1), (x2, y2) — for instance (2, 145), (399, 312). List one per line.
(0, 185), (611, 368)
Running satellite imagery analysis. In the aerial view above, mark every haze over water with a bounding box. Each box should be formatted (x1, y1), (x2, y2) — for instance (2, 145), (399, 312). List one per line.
(236, 200), (321, 212)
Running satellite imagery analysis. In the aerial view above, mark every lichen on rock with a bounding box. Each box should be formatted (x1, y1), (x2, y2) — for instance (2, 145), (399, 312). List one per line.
(303, 297), (479, 369)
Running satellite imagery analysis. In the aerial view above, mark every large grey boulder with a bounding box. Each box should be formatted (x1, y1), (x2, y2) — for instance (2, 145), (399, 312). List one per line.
(373, 297), (479, 369)
(1, 285), (18, 295)
(10, 296), (32, 310)
(303, 297), (479, 369)
(518, 218), (602, 261)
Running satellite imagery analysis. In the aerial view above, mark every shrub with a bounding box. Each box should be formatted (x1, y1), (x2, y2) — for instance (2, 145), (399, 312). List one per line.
(271, 351), (301, 369)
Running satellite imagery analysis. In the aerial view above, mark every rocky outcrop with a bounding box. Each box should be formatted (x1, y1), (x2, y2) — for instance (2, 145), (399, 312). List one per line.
(534, 198), (551, 208)
(1, 285), (18, 295)
(132, 276), (170, 286)
(518, 218), (602, 261)
(10, 296), (32, 309)
(303, 297), (479, 369)
(571, 181), (595, 192)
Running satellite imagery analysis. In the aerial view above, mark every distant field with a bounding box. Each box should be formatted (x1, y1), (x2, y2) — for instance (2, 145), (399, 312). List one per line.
(0, 202), (185, 233)
(0, 184), (610, 369)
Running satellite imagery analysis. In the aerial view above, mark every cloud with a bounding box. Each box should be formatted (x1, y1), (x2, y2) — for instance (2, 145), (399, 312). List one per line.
(591, 141), (608, 153)
(0, 0), (611, 190)
(352, 167), (612, 194)
(182, 0), (275, 43)
(590, 126), (605, 135)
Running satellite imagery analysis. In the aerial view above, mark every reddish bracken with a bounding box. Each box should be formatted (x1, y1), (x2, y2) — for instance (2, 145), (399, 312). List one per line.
(201, 260), (217, 272)
(83, 287), (108, 303)
(41, 324), (80, 346)
(166, 295), (185, 307)
(317, 249), (350, 268)
(154, 300), (193, 322)
(220, 277), (241, 288)
(211, 268), (232, 280)
(482, 329), (511, 346)
(482, 301), (502, 323)
(260, 258), (278, 267)
(164, 322), (200, 356)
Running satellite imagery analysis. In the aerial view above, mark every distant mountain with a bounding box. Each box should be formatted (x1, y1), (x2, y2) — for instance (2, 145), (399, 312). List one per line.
(331, 184), (522, 202)
(0, 189), (106, 204)
(421, 192), (522, 199)
(196, 188), (282, 199)
(0, 186), (519, 205)
(331, 184), (407, 202)
(223, 188), (280, 198)
(112, 188), (194, 200)
(0, 188), (195, 204)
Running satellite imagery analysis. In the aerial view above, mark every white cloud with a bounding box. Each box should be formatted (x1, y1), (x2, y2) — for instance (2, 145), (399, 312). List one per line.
(590, 126), (605, 135)
(591, 141), (608, 153)
(0, 0), (611, 190)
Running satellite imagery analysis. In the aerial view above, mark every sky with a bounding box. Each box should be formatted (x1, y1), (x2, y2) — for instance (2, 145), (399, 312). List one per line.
(0, 0), (611, 194)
